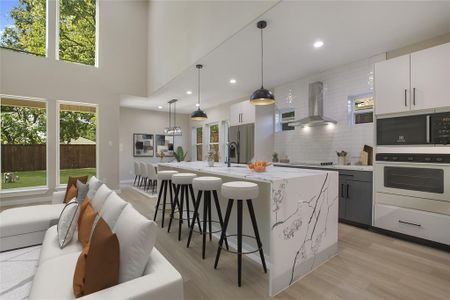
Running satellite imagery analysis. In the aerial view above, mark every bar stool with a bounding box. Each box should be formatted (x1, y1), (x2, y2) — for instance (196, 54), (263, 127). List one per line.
(214, 181), (267, 287)
(168, 173), (202, 241)
(186, 176), (229, 259)
(153, 170), (178, 228)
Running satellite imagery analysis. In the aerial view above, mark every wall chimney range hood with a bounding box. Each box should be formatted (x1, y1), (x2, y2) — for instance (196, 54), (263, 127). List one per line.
(288, 81), (337, 127)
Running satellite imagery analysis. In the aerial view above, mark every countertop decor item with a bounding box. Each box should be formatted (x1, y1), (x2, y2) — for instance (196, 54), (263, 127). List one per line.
(248, 160), (271, 172)
(173, 146), (187, 162)
(206, 149), (216, 167)
(250, 20), (275, 106)
(336, 150), (348, 165)
(191, 64), (208, 120)
(272, 152), (279, 162)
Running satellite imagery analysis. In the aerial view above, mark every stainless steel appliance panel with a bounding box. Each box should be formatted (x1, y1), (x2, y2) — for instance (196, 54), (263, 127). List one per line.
(377, 114), (428, 145)
(228, 123), (254, 164)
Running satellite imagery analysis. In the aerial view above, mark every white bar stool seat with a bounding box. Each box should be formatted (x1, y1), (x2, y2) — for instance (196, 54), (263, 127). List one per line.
(221, 181), (259, 200)
(157, 170), (178, 180)
(153, 170), (178, 228)
(172, 173), (197, 185)
(192, 176), (222, 191)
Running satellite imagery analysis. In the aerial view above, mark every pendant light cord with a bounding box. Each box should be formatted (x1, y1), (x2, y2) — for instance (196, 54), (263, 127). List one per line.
(197, 67), (201, 107)
(260, 26), (264, 88)
(174, 101), (176, 128)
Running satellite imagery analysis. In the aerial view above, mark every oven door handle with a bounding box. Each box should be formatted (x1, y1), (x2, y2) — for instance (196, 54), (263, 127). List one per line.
(426, 115), (430, 143)
(398, 220), (421, 227)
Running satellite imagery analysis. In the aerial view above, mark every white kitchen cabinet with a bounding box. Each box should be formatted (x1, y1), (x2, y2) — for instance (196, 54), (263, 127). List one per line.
(229, 100), (255, 126)
(375, 55), (411, 115)
(375, 42), (450, 115)
(411, 43), (450, 111)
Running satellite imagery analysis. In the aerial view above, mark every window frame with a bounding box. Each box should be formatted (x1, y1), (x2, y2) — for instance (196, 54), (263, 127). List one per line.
(347, 92), (374, 125)
(0, 94), (49, 193)
(207, 123), (220, 162)
(192, 126), (203, 161)
(56, 100), (98, 187)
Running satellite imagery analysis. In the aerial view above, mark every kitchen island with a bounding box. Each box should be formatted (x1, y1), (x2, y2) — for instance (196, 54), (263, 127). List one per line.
(159, 161), (338, 296)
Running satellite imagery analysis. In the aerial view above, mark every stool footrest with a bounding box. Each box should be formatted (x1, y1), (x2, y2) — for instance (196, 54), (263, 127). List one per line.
(219, 234), (262, 255)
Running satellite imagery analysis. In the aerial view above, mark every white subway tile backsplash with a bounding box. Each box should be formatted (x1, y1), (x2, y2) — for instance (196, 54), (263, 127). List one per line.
(274, 55), (384, 163)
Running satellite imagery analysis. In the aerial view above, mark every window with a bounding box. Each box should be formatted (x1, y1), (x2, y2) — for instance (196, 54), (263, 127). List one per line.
(208, 124), (219, 162)
(1, 97), (47, 190)
(59, 0), (96, 65)
(58, 102), (97, 185)
(348, 93), (374, 125)
(195, 127), (203, 161)
(0, 0), (46, 56)
(275, 108), (295, 132)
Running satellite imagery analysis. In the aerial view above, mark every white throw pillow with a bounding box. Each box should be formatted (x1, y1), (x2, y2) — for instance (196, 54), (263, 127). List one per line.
(87, 176), (102, 199)
(57, 199), (80, 248)
(99, 192), (128, 229)
(91, 184), (112, 212)
(113, 205), (158, 283)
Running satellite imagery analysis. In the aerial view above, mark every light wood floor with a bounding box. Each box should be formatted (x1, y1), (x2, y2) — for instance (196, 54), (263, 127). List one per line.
(120, 186), (450, 300)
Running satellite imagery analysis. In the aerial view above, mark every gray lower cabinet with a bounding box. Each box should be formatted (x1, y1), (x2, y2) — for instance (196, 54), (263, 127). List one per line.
(339, 171), (373, 226)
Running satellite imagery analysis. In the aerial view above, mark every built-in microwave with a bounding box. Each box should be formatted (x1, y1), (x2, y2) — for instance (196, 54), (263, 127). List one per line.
(377, 112), (450, 145)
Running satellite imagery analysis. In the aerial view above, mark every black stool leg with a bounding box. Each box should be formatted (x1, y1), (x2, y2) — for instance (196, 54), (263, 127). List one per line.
(214, 199), (233, 269)
(207, 191), (212, 241)
(189, 185), (203, 233)
(202, 192), (208, 259)
(213, 190), (229, 250)
(161, 180), (168, 228)
(178, 185), (185, 241)
(133, 175), (137, 185)
(237, 200), (243, 287)
(185, 185), (191, 228)
(247, 200), (267, 273)
(187, 190), (202, 248)
(153, 180), (165, 222)
(168, 184), (180, 233)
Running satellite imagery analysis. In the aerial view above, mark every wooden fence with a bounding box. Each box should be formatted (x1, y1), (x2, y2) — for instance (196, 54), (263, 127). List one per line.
(1, 144), (96, 172)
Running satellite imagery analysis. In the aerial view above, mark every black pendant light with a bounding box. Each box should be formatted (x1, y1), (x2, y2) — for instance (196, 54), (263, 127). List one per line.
(250, 20), (275, 106)
(191, 64), (208, 120)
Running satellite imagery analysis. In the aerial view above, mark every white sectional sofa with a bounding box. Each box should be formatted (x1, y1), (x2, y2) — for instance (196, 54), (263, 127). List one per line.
(0, 182), (184, 300)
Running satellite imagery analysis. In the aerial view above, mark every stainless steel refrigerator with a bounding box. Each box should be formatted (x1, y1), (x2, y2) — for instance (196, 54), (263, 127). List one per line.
(228, 123), (254, 164)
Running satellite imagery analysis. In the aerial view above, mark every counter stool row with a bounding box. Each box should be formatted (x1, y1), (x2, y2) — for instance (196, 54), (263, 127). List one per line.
(153, 169), (266, 287)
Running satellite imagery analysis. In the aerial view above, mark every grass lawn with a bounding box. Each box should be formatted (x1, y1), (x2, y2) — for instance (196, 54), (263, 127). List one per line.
(1, 168), (96, 189)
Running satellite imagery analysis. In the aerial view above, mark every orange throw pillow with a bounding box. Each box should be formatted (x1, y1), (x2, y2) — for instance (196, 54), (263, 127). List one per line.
(65, 185), (78, 204)
(73, 217), (120, 298)
(64, 176), (88, 203)
(78, 200), (97, 247)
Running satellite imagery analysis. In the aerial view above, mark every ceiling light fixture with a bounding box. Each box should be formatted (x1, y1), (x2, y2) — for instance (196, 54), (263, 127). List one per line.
(186, 90), (192, 95)
(250, 20), (275, 106)
(191, 64), (208, 121)
(313, 40), (324, 48)
(229, 79), (237, 84)
(164, 99), (182, 136)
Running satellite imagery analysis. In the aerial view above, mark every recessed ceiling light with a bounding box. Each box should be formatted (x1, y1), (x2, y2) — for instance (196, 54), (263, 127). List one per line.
(195, 103), (200, 107)
(313, 40), (324, 48)
(158, 105), (163, 109)
(186, 90), (192, 95)
(229, 78), (237, 84)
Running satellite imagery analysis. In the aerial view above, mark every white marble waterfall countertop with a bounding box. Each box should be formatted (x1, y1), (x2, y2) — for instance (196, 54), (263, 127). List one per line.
(158, 161), (334, 182)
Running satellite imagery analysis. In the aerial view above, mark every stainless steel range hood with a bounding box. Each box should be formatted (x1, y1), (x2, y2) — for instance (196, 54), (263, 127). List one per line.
(288, 81), (337, 127)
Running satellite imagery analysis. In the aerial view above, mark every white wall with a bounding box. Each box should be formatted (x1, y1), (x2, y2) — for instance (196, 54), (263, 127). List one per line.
(0, 0), (148, 199)
(147, 0), (278, 93)
(273, 55), (385, 164)
(119, 107), (191, 182)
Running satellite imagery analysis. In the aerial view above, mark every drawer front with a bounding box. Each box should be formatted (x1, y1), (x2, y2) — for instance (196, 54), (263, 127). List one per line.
(375, 204), (450, 245)
(339, 170), (373, 182)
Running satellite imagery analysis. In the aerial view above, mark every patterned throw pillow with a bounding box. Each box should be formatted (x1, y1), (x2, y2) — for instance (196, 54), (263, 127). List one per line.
(57, 199), (80, 248)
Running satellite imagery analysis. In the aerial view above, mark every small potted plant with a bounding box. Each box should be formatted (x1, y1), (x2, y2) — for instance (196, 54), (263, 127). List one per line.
(206, 149), (216, 167)
(272, 152), (279, 163)
(173, 146), (188, 162)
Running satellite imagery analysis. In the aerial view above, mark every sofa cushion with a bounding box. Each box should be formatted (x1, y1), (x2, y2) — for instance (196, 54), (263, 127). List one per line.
(73, 217), (120, 298)
(91, 184), (112, 212)
(76, 180), (89, 203)
(113, 205), (158, 283)
(39, 225), (82, 263)
(64, 176), (88, 203)
(29, 252), (79, 300)
(57, 199), (80, 248)
(78, 200), (97, 247)
(0, 204), (65, 238)
(87, 176), (102, 199)
(99, 192), (128, 229)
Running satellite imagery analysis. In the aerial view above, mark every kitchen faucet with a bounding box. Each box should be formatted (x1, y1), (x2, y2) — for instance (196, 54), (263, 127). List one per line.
(227, 142), (239, 167)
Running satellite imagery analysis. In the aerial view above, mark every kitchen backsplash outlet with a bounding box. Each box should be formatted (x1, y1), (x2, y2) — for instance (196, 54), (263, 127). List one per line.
(274, 55), (384, 163)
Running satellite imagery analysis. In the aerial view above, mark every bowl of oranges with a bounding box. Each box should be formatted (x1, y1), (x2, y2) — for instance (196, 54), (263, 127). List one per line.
(247, 160), (271, 172)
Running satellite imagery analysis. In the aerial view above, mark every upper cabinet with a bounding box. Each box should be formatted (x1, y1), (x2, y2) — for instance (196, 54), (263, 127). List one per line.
(375, 42), (450, 115)
(229, 100), (256, 126)
(411, 43), (450, 111)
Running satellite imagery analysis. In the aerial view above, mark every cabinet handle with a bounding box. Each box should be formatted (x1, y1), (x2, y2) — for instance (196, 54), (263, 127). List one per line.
(340, 184), (344, 197)
(413, 88), (416, 105)
(404, 89), (407, 107)
(346, 184), (349, 198)
(398, 220), (421, 227)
